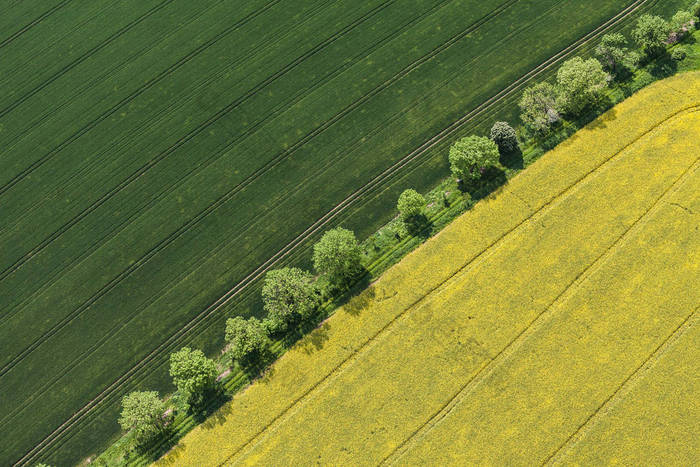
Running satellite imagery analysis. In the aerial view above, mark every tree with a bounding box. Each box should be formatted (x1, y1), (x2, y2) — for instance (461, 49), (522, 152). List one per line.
(518, 82), (560, 134)
(669, 10), (698, 41)
(595, 33), (629, 72)
(118, 391), (170, 445)
(261, 267), (320, 332)
(632, 15), (671, 57)
(555, 57), (608, 116)
(448, 136), (499, 181)
(397, 189), (425, 221)
(489, 121), (518, 153)
(225, 316), (268, 365)
(312, 227), (362, 286)
(169, 347), (218, 409)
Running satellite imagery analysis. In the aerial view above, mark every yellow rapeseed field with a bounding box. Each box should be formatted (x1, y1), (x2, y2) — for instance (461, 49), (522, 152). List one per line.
(158, 72), (700, 466)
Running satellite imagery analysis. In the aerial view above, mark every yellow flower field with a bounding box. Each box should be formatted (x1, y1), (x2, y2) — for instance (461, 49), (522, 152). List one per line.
(158, 72), (700, 466)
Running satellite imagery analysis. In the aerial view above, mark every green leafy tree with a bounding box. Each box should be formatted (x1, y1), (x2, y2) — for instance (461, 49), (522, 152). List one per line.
(312, 227), (362, 287)
(632, 15), (671, 57)
(261, 267), (320, 332)
(489, 121), (518, 153)
(448, 136), (499, 181)
(397, 189), (425, 221)
(518, 82), (560, 134)
(169, 347), (218, 409)
(118, 391), (170, 446)
(595, 33), (629, 72)
(225, 316), (268, 365)
(555, 57), (608, 116)
(669, 10), (698, 41)
(694, 1), (700, 17)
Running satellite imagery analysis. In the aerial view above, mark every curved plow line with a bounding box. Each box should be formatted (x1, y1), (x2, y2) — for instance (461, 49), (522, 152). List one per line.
(0, 0), (410, 383)
(0, 0), (185, 119)
(0, 0), (390, 286)
(12, 1), (655, 464)
(384, 154), (700, 466)
(0, 0), (72, 49)
(545, 307), (700, 466)
(0, 0), (450, 301)
(0, 0), (508, 354)
(0, 0), (285, 197)
(227, 104), (699, 467)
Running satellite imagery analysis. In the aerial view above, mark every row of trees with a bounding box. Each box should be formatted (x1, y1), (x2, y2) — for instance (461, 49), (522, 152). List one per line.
(115, 6), (698, 453)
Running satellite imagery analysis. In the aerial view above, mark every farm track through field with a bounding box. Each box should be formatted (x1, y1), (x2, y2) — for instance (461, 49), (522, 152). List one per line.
(544, 306), (699, 466)
(381, 155), (700, 466)
(218, 103), (698, 467)
(0, 0), (178, 119)
(10, 1), (659, 464)
(0, 0), (285, 197)
(0, 0), (504, 331)
(0, 0), (72, 49)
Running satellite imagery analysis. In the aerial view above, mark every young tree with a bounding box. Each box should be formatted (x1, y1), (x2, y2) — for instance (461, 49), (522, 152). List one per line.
(169, 347), (218, 409)
(261, 267), (320, 332)
(397, 189), (425, 221)
(555, 57), (608, 116)
(489, 121), (519, 153)
(118, 391), (170, 446)
(518, 82), (560, 134)
(595, 33), (629, 72)
(669, 10), (698, 41)
(225, 316), (268, 365)
(448, 136), (499, 181)
(312, 227), (362, 287)
(632, 15), (671, 57)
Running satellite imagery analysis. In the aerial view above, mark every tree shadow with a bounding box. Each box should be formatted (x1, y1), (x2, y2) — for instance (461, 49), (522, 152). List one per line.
(499, 146), (523, 170)
(404, 213), (434, 240)
(299, 321), (331, 354)
(459, 167), (508, 201)
(648, 50), (678, 78)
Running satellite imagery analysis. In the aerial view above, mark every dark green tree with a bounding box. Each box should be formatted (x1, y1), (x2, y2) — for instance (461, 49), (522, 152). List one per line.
(448, 136), (499, 181)
(118, 391), (170, 446)
(261, 267), (320, 332)
(397, 189), (425, 221)
(595, 33), (629, 73)
(312, 227), (362, 287)
(556, 57), (608, 116)
(632, 15), (671, 57)
(489, 121), (519, 153)
(169, 347), (218, 410)
(518, 82), (560, 134)
(225, 316), (268, 365)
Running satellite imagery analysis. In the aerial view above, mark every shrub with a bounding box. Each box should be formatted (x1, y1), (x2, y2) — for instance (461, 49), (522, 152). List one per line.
(225, 316), (268, 365)
(169, 347), (218, 410)
(397, 189), (425, 221)
(448, 136), (499, 181)
(555, 57), (609, 116)
(489, 121), (519, 153)
(671, 47), (687, 61)
(118, 391), (170, 446)
(312, 227), (362, 287)
(595, 33), (629, 72)
(518, 82), (560, 134)
(632, 15), (671, 57)
(261, 267), (320, 332)
(694, 1), (700, 18)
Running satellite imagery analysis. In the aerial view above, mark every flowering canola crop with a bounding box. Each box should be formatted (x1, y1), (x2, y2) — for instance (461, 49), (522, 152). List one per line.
(158, 72), (700, 466)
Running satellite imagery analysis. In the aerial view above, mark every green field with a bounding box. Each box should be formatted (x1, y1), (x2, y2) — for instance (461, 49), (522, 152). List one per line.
(0, 0), (688, 464)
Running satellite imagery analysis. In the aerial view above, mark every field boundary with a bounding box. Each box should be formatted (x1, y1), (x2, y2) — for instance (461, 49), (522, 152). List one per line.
(11, 1), (664, 464)
(223, 110), (700, 467)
